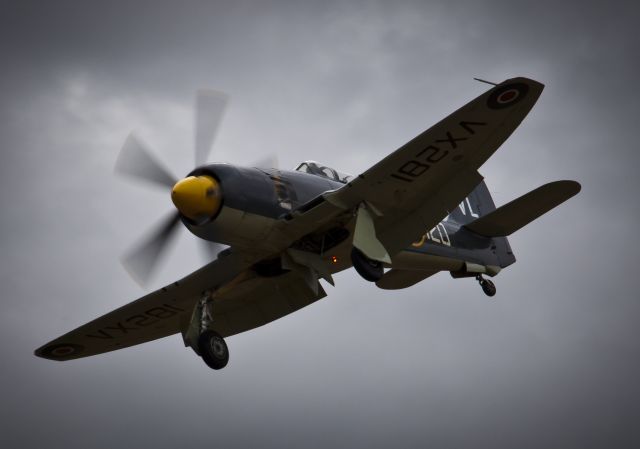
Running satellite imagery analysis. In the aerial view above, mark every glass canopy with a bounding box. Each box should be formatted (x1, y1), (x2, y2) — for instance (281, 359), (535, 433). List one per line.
(294, 161), (354, 184)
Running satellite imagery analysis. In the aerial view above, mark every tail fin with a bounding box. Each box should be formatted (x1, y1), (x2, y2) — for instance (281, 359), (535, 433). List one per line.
(463, 180), (581, 237)
(447, 180), (498, 225)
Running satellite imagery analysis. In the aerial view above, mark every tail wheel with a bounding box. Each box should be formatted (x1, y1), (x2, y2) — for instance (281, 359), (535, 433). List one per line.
(350, 247), (383, 282)
(198, 330), (229, 370)
(480, 279), (497, 297)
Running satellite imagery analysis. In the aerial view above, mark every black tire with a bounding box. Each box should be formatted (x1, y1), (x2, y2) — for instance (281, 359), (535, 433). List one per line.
(481, 279), (496, 297)
(350, 247), (383, 282)
(198, 330), (229, 370)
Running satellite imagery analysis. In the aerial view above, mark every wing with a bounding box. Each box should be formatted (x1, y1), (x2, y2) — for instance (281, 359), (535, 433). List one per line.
(210, 270), (326, 338)
(289, 77), (544, 258)
(35, 250), (257, 361)
(35, 249), (328, 361)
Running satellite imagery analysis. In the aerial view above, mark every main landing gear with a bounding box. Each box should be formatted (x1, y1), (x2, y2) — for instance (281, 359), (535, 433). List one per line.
(350, 247), (384, 282)
(198, 329), (229, 370)
(476, 274), (496, 297)
(189, 291), (229, 370)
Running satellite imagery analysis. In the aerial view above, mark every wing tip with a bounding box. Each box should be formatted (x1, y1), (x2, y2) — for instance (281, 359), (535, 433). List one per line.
(34, 342), (86, 361)
(503, 76), (545, 89)
(564, 179), (582, 195)
(547, 179), (582, 198)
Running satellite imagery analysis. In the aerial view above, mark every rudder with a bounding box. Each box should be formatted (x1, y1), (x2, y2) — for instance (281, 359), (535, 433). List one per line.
(447, 180), (497, 225)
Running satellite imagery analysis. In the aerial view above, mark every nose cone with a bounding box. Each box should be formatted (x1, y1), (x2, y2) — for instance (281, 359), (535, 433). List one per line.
(171, 175), (222, 223)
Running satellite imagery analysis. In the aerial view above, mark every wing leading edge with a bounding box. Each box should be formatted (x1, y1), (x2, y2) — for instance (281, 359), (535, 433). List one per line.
(322, 77), (545, 258)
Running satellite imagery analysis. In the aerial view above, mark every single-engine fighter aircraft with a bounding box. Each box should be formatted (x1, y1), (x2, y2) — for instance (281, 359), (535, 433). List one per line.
(36, 77), (580, 370)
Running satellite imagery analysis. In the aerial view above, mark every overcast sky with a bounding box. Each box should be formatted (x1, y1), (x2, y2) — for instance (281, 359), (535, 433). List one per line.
(1, 1), (639, 448)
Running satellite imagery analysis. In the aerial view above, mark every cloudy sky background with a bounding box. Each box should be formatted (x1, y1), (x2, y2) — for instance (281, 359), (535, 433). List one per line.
(1, 0), (638, 447)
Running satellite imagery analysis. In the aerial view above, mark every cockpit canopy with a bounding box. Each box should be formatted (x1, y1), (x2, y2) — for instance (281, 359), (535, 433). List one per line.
(295, 161), (354, 184)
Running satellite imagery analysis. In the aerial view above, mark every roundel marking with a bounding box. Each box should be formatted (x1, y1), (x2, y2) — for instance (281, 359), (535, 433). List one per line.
(497, 89), (518, 103)
(487, 82), (529, 110)
(41, 343), (85, 359)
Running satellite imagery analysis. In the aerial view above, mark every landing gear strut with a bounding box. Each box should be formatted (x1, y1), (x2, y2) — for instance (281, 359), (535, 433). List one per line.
(476, 275), (496, 297)
(188, 291), (229, 370)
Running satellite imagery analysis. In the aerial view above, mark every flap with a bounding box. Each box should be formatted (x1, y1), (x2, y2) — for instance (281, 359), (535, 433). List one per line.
(212, 271), (327, 337)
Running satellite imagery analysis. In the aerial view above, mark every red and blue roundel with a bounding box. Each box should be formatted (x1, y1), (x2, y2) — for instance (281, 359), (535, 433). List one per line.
(40, 343), (85, 359)
(487, 82), (529, 109)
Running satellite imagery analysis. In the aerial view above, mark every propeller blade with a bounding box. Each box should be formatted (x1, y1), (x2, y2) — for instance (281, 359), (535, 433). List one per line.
(251, 153), (279, 171)
(195, 89), (229, 166)
(115, 133), (178, 189)
(121, 212), (182, 286)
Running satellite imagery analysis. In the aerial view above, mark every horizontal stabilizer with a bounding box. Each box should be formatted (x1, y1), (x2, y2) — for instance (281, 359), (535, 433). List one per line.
(464, 180), (581, 237)
(376, 269), (438, 290)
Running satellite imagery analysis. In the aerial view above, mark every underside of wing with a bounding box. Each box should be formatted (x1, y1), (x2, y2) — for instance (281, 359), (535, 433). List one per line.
(35, 249), (329, 362)
(322, 77), (545, 258)
(211, 270), (327, 338)
(35, 250), (257, 361)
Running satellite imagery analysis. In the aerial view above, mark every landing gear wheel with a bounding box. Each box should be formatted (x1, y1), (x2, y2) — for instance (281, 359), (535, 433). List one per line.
(481, 279), (496, 297)
(198, 330), (229, 370)
(476, 275), (496, 297)
(351, 247), (383, 282)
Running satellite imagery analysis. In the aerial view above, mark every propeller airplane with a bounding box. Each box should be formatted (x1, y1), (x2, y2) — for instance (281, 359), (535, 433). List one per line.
(36, 77), (580, 370)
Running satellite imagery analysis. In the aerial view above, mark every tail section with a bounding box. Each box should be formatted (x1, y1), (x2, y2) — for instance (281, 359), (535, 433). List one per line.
(448, 180), (518, 268)
(398, 179), (580, 286)
(447, 180), (498, 225)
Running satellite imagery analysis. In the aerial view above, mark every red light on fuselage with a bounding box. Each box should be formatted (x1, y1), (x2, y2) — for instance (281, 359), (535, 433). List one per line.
(331, 256), (338, 264)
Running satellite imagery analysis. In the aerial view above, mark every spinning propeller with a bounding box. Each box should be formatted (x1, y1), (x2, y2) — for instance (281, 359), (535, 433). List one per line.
(115, 90), (229, 286)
